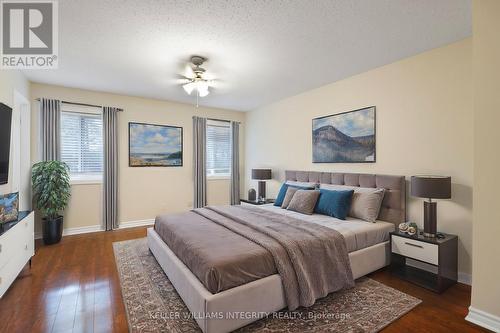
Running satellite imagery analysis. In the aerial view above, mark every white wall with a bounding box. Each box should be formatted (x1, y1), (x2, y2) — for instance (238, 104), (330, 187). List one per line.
(245, 39), (473, 278)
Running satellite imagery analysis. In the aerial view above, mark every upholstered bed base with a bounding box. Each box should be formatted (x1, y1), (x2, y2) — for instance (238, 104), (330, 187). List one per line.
(147, 227), (390, 333)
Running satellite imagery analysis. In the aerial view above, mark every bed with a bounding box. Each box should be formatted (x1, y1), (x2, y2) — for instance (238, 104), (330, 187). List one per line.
(147, 171), (406, 333)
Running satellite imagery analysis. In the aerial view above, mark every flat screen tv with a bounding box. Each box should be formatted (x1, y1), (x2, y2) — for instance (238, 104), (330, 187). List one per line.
(0, 103), (12, 185)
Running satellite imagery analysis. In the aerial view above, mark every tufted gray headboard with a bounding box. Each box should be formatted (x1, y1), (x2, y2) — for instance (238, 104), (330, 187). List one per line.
(285, 170), (406, 225)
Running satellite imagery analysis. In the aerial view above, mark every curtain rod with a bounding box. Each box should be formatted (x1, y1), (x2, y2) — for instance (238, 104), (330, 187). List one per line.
(195, 116), (241, 124)
(35, 98), (123, 112)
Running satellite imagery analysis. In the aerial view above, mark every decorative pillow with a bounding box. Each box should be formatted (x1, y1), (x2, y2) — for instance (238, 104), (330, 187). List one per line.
(286, 180), (319, 189)
(314, 189), (354, 220)
(281, 187), (299, 209)
(287, 190), (320, 215)
(349, 188), (386, 222)
(274, 183), (315, 207)
(319, 184), (386, 222)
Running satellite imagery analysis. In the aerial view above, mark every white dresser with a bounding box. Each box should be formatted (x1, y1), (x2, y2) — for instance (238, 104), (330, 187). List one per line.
(0, 211), (34, 298)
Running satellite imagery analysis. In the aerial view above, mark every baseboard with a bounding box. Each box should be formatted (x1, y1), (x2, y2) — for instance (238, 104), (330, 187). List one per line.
(34, 218), (154, 239)
(64, 225), (103, 236)
(458, 272), (472, 285)
(118, 219), (155, 229)
(34, 224), (103, 239)
(466, 306), (500, 332)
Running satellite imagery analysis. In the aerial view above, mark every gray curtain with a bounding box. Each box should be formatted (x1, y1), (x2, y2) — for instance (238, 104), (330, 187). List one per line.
(193, 116), (207, 208)
(230, 121), (240, 205)
(103, 107), (119, 230)
(40, 98), (61, 161)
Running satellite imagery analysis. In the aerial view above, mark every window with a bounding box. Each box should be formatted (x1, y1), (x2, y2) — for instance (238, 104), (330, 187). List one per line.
(60, 106), (103, 183)
(206, 120), (231, 178)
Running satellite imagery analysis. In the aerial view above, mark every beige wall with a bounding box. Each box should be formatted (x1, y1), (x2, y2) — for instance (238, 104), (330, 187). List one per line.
(30, 83), (245, 231)
(470, 0), (500, 319)
(245, 39), (473, 277)
(0, 70), (30, 195)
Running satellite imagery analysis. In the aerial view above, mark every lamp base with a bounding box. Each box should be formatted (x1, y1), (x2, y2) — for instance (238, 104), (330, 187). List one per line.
(423, 201), (437, 238)
(258, 181), (266, 201)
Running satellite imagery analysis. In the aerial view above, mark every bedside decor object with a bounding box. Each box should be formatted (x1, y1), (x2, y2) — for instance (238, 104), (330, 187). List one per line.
(411, 175), (451, 238)
(0, 192), (19, 223)
(248, 188), (256, 201)
(390, 231), (457, 293)
(398, 222), (409, 233)
(32, 161), (71, 245)
(251, 168), (272, 200)
(129, 122), (183, 167)
(407, 225), (417, 236)
(312, 106), (375, 163)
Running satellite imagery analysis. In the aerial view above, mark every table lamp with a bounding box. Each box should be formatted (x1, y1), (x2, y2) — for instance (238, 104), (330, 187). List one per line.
(411, 175), (451, 238)
(251, 169), (272, 201)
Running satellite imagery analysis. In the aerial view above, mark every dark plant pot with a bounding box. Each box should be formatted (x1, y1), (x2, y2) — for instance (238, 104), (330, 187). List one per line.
(42, 216), (63, 245)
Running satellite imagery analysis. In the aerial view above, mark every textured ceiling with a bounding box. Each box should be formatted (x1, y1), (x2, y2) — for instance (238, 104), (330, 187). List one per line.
(24, 0), (471, 111)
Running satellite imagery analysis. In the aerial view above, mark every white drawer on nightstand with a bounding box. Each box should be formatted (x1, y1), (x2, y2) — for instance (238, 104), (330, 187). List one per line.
(391, 235), (438, 265)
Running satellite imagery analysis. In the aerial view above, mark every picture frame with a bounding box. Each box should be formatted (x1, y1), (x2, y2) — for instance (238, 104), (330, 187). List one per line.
(128, 122), (183, 167)
(312, 106), (376, 163)
(0, 192), (19, 224)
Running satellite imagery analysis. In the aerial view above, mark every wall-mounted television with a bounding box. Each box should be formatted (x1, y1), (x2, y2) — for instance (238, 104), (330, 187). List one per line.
(0, 103), (12, 185)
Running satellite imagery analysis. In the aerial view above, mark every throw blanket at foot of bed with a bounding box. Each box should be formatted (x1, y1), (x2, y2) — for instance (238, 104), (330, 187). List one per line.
(193, 205), (354, 311)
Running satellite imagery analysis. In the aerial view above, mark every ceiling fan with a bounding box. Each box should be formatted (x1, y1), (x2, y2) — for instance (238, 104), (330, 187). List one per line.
(179, 56), (215, 103)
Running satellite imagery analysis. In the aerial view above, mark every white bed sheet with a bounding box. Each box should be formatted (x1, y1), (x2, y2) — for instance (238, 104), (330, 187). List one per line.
(256, 204), (395, 253)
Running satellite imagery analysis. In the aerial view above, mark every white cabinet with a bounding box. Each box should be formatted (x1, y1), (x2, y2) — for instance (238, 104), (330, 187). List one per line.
(0, 211), (34, 298)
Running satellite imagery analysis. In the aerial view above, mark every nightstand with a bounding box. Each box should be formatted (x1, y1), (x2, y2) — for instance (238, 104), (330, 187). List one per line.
(240, 199), (275, 205)
(389, 231), (458, 293)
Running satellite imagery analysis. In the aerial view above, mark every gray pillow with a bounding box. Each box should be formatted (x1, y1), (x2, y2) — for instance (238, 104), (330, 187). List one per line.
(281, 187), (299, 209)
(349, 188), (386, 222)
(287, 190), (320, 215)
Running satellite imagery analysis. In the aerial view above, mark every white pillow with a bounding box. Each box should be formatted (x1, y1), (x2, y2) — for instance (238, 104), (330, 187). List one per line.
(286, 180), (318, 189)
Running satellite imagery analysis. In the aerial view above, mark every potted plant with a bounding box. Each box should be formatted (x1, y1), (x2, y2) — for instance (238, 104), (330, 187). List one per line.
(32, 161), (71, 245)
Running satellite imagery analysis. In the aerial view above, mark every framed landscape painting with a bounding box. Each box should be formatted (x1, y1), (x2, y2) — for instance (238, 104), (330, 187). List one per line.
(129, 122), (183, 167)
(312, 106), (376, 163)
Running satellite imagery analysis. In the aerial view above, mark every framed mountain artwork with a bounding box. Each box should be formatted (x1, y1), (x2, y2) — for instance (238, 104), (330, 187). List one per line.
(312, 106), (376, 163)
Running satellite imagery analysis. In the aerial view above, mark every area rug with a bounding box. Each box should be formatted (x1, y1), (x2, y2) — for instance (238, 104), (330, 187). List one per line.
(113, 238), (421, 332)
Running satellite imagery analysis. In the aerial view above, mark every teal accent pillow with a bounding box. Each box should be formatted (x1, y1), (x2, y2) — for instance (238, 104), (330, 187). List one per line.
(314, 189), (354, 220)
(274, 183), (314, 206)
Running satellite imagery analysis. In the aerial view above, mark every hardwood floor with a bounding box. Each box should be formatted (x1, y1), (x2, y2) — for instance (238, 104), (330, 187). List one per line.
(0, 227), (489, 333)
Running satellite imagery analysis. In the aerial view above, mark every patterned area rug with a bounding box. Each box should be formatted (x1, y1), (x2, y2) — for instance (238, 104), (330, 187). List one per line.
(113, 238), (421, 332)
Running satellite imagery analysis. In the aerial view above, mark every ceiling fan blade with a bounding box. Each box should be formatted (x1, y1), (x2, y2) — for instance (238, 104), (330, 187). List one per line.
(176, 78), (192, 85)
(184, 65), (195, 79)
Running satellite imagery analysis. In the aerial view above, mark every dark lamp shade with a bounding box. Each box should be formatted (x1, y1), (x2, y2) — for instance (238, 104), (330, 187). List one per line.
(411, 175), (451, 199)
(252, 169), (272, 180)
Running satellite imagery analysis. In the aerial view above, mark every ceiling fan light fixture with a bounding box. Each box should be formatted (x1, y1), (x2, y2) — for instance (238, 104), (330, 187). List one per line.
(178, 55), (214, 102)
(182, 82), (196, 95)
(198, 86), (209, 97)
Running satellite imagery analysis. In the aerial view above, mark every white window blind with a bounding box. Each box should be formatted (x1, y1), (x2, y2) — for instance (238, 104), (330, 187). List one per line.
(206, 120), (231, 177)
(60, 110), (103, 179)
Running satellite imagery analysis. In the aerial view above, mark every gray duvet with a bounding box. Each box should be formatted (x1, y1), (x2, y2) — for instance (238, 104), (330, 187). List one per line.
(154, 205), (354, 310)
